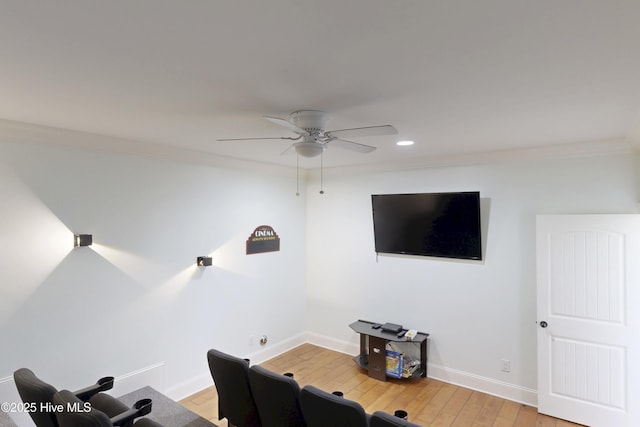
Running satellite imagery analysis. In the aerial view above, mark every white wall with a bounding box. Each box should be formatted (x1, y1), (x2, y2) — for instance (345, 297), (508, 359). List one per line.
(0, 131), (308, 404)
(304, 152), (638, 402)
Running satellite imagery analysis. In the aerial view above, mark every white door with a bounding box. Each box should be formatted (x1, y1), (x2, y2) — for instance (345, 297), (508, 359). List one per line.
(536, 215), (640, 427)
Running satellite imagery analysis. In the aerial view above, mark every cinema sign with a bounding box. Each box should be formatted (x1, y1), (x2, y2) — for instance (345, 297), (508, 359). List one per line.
(246, 225), (280, 255)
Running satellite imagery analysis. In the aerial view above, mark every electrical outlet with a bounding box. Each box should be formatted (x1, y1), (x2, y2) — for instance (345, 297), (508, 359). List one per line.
(501, 359), (511, 372)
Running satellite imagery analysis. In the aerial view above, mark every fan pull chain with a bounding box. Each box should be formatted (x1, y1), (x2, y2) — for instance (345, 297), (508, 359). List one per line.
(319, 150), (325, 194)
(296, 154), (300, 196)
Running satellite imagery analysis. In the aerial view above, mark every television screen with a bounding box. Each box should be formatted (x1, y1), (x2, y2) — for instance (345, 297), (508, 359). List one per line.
(371, 191), (482, 260)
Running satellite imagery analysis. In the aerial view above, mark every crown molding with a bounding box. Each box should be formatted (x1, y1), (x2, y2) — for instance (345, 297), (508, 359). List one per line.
(0, 118), (296, 177)
(0, 118), (634, 178)
(323, 138), (636, 176)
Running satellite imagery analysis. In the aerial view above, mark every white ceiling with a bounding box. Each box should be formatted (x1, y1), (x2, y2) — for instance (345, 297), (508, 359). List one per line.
(1, 1), (639, 169)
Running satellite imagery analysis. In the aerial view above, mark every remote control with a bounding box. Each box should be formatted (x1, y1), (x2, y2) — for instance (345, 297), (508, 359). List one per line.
(397, 330), (406, 338)
(372, 323), (382, 329)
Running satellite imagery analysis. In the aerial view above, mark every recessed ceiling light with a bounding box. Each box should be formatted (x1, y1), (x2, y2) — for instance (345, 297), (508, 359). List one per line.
(396, 140), (414, 146)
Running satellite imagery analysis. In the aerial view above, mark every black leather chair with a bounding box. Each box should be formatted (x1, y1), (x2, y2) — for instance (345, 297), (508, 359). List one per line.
(370, 411), (423, 427)
(248, 365), (305, 427)
(53, 389), (162, 427)
(206, 349), (261, 427)
(13, 368), (129, 427)
(299, 385), (370, 427)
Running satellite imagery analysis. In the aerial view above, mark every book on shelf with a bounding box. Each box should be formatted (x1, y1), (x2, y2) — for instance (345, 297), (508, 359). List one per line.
(385, 349), (403, 378)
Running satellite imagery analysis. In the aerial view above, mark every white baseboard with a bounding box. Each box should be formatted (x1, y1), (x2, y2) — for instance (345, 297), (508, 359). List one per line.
(164, 373), (213, 402)
(4, 332), (537, 409)
(305, 331), (538, 407)
(166, 332), (309, 401)
(246, 332), (309, 365)
(172, 333), (537, 406)
(304, 331), (359, 356)
(427, 363), (537, 406)
(110, 362), (166, 398)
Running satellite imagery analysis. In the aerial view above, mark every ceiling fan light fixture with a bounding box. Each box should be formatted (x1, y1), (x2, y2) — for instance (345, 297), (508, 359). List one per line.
(294, 141), (325, 158)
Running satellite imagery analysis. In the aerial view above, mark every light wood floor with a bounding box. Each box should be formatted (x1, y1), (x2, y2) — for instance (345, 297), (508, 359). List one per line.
(180, 344), (583, 427)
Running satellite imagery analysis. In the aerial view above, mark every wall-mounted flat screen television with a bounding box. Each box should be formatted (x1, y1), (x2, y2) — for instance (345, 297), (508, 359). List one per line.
(371, 191), (482, 260)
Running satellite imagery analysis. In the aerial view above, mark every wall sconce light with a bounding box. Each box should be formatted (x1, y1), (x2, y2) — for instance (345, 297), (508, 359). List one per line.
(74, 234), (93, 247)
(197, 256), (212, 267)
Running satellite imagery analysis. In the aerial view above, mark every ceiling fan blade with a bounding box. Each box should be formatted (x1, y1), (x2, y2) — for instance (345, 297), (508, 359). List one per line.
(280, 144), (295, 156)
(264, 116), (309, 136)
(216, 136), (297, 142)
(329, 139), (377, 153)
(326, 125), (398, 139)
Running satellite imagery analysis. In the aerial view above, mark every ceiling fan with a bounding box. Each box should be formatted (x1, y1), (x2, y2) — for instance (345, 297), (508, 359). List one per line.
(217, 110), (398, 158)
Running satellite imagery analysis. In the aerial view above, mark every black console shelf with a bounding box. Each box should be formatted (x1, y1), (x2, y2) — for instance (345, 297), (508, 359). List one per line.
(349, 319), (429, 381)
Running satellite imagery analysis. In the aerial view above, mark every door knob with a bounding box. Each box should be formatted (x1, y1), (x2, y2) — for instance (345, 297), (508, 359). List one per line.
(539, 321), (548, 328)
